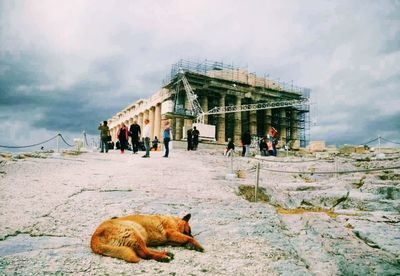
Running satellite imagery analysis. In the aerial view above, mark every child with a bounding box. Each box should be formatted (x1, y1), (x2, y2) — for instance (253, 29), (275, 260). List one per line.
(152, 136), (159, 151)
(225, 138), (235, 157)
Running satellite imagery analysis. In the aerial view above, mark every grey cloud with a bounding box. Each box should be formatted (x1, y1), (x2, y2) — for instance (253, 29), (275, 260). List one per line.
(0, 0), (399, 148)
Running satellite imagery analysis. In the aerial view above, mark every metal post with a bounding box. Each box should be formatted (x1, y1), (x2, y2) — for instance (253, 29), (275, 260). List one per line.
(230, 153), (234, 174)
(255, 162), (260, 202)
(56, 134), (60, 153)
(53, 133), (61, 157)
(378, 135), (381, 154)
(83, 131), (86, 145)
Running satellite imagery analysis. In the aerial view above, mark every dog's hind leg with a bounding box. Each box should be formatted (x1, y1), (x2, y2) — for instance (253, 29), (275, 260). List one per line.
(95, 243), (140, 263)
(91, 231), (140, 263)
(134, 240), (173, 262)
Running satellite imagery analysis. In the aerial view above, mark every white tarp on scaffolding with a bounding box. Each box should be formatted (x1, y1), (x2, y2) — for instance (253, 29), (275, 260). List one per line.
(182, 123), (216, 141)
(161, 100), (173, 114)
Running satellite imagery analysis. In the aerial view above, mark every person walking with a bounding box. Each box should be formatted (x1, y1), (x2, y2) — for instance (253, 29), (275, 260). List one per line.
(129, 120), (141, 154)
(117, 123), (129, 154)
(259, 136), (268, 156)
(268, 127), (278, 157)
(142, 119), (151, 158)
(241, 130), (251, 157)
(225, 138), (235, 157)
(192, 126), (200, 150)
(163, 121), (171, 158)
(187, 128), (193, 151)
(98, 121), (110, 153)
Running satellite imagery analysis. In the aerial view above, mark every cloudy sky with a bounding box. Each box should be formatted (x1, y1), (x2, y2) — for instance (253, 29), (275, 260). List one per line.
(0, 0), (399, 150)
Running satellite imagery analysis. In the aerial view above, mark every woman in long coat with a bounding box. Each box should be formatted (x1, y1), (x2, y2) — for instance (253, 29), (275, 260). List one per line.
(117, 123), (129, 154)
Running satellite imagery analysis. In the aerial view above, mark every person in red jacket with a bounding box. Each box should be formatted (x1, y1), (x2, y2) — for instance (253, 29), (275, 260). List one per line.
(117, 123), (129, 154)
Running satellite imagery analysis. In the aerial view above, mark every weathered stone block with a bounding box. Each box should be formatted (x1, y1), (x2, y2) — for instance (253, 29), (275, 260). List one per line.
(309, 141), (326, 152)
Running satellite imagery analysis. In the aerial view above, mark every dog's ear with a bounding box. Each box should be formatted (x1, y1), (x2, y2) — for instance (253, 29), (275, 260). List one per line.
(182, 213), (191, 222)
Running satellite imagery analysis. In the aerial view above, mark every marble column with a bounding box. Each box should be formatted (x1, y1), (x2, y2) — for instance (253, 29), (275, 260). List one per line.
(265, 109), (272, 137)
(149, 107), (155, 139)
(143, 109), (149, 122)
(200, 95), (208, 124)
(138, 112), (144, 135)
(217, 94), (226, 143)
(250, 107), (257, 136)
(171, 117), (176, 141)
(175, 117), (183, 140)
(154, 103), (162, 140)
(279, 109), (287, 145)
(291, 110), (300, 149)
(234, 96), (242, 145)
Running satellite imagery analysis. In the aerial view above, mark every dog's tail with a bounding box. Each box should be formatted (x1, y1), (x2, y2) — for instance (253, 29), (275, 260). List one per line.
(90, 229), (139, 263)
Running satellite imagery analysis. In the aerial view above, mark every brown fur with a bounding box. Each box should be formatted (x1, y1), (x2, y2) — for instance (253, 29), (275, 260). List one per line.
(90, 213), (204, 262)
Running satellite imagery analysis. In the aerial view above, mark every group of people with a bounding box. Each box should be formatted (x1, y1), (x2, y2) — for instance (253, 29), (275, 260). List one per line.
(100, 120), (279, 158)
(186, 126), (200, 151)
(258, 133), (277, 156)
(98, 119), (171, 158)
(228, 127), (277, 157)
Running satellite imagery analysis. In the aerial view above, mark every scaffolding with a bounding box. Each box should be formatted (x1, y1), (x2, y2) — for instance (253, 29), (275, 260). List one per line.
(164, 59), (311, 147)
(165, 59), (310, 98)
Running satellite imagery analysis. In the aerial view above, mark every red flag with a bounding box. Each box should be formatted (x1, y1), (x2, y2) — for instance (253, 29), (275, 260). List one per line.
(270, 127), (277, 138)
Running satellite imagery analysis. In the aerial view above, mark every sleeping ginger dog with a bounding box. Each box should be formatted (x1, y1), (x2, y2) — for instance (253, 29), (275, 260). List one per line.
(90, 213), (204, 262)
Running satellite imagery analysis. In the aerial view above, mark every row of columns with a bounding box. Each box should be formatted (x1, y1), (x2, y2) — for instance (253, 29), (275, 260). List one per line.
(109, 94), (300, 149)
(110, 103), (164, 142)
(198, 93), (299, 148)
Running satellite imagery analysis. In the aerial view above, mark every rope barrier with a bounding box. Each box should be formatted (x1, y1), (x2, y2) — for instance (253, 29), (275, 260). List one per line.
(59, 134), (73, 147)
(361, 137), (379, 145)
(0, 134), (60, 149)
(385, 151), (400, 155)
(260, 165), (400, 175)
(256, 157), (334, 163)
(339, 155), (400, 162)
(0, 133), (75, 149)
(381, 137), (400, 145)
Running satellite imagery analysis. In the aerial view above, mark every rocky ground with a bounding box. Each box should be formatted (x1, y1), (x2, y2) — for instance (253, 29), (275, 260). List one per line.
(0, 148), (399, 275)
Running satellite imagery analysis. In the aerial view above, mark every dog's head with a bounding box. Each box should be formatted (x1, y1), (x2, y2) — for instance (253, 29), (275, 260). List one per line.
(178, 213), (192, 237)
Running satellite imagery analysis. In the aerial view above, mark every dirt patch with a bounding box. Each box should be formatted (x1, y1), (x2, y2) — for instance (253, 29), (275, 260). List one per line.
(378, 171), (400, 181)
(235, 170), (247, 178)
(352, 175), (366, 188)
(276, 207), (339, 218)
(237, 185), (269, 202)
(62, 150), (83, 156)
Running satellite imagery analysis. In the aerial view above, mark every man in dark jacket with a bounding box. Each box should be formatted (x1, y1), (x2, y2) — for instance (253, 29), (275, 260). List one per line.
(192, 126), (200, 150)
(241, 130), (251, 157)
(129, 121), (141, 154)
(98, 121), (110, 153)
(187, 128), (193, 151)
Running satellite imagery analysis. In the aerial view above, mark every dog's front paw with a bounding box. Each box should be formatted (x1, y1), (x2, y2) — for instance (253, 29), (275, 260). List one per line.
(159, 254), (173, 263)
(166, 251), (175, 259)
(186, 242), (204, 252)
(195, 245), (204, 252)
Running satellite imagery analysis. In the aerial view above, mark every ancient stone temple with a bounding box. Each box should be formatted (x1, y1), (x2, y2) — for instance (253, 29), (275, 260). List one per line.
(108, 59), (310, 148)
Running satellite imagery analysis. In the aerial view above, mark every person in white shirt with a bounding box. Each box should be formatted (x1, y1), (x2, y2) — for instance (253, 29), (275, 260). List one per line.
(142, 119), (151, 158)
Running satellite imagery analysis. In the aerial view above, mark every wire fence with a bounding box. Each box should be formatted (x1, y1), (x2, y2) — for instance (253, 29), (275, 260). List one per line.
(0, 134), (61, 149)
(225, 139), (400, 202)
(0, 130), (103, 151)
(0, 133), (79, 150)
